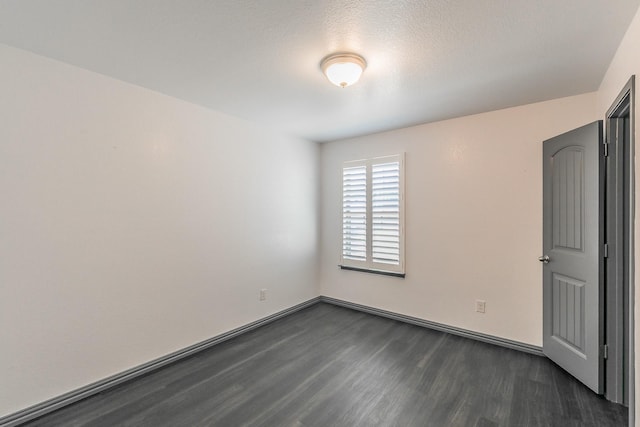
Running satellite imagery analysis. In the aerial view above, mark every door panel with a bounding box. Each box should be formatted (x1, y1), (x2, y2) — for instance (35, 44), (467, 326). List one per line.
(552, 147), (584, 251)
(542, 121), (603, 394)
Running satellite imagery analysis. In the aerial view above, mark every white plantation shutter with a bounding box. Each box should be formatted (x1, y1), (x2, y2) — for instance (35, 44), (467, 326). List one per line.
(341, 155), (404, 274)
(342, 164), (367, 261)
(372, 161), (401, 265)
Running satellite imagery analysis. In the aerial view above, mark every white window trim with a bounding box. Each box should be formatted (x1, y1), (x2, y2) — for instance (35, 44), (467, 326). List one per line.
(341, 153), (405, 276)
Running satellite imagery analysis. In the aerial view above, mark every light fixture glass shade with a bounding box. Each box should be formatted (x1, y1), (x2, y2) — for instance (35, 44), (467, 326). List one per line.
(321, 53), (366, 88)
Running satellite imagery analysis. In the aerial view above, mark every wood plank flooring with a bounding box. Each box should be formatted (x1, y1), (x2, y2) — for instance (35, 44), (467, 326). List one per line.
(22, 303), (627, 427)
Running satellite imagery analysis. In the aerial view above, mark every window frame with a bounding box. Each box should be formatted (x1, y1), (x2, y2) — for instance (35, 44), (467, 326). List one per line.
(340, 153), (405, 276)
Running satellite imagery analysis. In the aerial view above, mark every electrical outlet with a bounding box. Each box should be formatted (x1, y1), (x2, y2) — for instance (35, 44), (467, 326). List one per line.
(476, 300), (486, 314)
(260, 289), (267, 301)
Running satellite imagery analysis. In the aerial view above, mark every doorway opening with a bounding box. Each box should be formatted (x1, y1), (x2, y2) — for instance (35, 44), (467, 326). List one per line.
(604, 76), (635, 424)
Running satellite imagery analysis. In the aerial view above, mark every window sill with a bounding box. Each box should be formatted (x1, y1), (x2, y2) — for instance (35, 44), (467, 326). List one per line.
(338, 265), (405, 278)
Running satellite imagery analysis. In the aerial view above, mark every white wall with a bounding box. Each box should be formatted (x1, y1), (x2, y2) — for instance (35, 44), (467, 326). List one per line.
(0, 44), (319, 417)
(320, 93), (598, 346)
(596, 6), (640, 425)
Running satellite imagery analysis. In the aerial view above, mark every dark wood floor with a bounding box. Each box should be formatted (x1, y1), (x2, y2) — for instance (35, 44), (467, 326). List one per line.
(23, 303), (627, 427)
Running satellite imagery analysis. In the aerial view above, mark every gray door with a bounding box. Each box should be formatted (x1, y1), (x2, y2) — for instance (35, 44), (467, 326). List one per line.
(542, 121), (603, 394)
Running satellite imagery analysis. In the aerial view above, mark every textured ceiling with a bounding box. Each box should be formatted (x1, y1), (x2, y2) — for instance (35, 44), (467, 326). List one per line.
(0, 0), (639, 142)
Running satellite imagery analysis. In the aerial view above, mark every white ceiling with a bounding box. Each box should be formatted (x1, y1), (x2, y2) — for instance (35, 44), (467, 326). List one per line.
(0, 0), (639, 142)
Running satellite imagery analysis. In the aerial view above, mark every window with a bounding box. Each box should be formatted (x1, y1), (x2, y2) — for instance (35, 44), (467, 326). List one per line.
(341, 154), (405, 276)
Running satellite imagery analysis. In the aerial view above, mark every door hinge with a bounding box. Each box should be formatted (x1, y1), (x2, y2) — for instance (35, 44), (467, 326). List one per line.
(604, 142), (609, 157)
(604, 243), (609, 258)
(603, 344), (609, 360)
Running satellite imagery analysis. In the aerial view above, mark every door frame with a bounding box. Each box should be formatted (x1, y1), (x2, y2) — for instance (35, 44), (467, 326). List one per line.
(605, 76), (635, 424)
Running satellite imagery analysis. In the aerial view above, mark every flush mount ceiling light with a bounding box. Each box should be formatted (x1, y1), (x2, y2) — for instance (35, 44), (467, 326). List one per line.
(320, 53), (367, 88)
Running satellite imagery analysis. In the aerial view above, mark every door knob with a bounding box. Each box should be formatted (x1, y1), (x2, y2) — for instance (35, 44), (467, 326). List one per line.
(538, 255), (550, 264)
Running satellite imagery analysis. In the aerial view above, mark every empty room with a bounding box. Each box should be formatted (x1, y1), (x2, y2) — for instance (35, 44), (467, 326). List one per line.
(2, 1), (640, 426)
